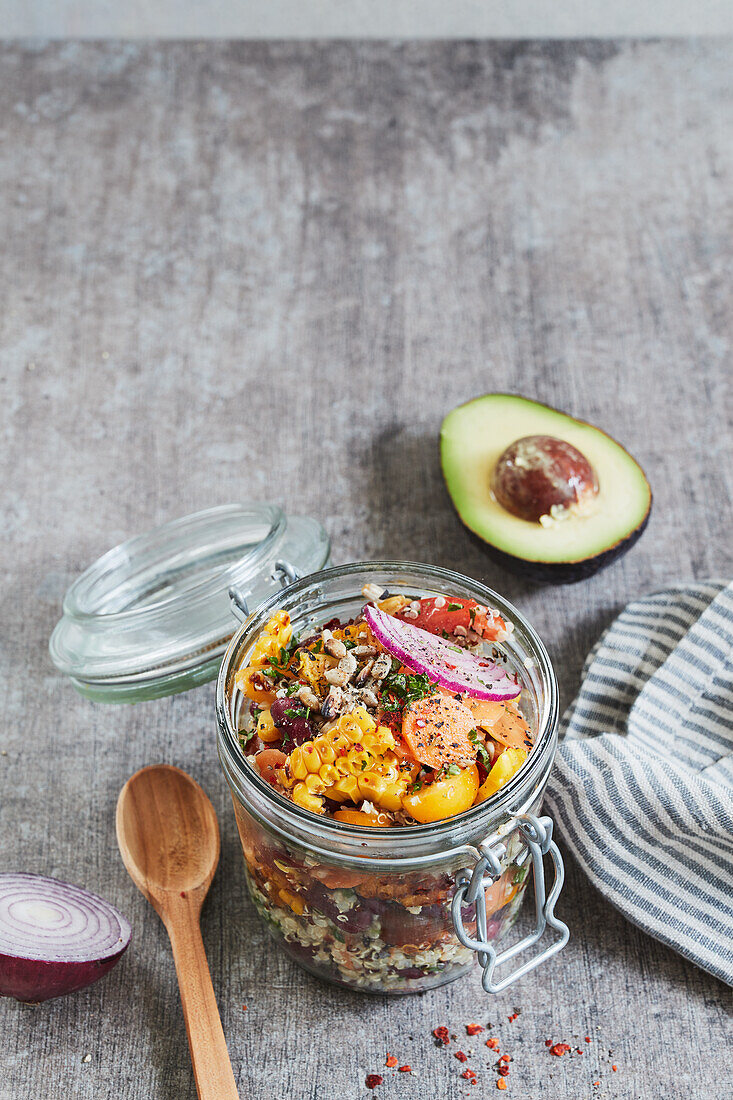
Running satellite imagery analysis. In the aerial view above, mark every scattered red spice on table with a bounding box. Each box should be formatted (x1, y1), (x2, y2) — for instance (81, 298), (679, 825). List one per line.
(549, 1042), (571, 1057)
(385, 1054), (397, 1068)
(365, 1074), (383, 1089)
(241, 1005), (247, 1012)
(398, 1065), (411, 1073)
(426, 1014), (613, 1095)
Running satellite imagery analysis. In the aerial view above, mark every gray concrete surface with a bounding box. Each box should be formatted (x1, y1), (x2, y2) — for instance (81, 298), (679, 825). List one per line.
(2, 2), (733, 38)
(0, 40), (731, 1100)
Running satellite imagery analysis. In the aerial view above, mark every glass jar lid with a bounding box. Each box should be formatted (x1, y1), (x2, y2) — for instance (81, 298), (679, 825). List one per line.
(49, 504), (330, 703)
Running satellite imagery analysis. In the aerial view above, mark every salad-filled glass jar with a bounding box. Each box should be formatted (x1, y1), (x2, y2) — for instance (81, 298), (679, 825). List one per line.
(217, 561), (568, 996)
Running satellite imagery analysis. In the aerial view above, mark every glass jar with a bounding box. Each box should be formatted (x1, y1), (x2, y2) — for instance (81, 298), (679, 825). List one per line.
(216, 561), (568, 996)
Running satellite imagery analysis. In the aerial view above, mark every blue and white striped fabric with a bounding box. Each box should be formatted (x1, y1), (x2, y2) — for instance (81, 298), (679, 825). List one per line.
(545, 580), (733, 986)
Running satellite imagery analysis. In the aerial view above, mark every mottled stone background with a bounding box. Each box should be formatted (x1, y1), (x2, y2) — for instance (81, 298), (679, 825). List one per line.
(0, 41), (731, 1100)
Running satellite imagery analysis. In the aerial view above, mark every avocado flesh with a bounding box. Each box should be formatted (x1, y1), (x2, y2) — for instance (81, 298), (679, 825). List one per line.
(441, 394), (651, 568)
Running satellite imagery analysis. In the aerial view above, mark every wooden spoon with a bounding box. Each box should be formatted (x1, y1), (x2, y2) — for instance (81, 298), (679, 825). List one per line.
(116, 764), (239, 1100)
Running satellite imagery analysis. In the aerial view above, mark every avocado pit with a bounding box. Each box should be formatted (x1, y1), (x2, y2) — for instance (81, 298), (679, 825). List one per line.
(490, 434), (599, 524)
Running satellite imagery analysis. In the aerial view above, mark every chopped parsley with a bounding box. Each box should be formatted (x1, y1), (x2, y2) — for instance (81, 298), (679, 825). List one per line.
(379, 671), (434, 712)
(447, 602), (462, 611)
(468, 728), (492, 767)
(284, 705), (307, 719)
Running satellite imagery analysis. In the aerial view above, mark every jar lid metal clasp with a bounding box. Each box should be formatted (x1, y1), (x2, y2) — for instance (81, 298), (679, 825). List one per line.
(451, 813), (569, 994)
(229, 560), (302, 623)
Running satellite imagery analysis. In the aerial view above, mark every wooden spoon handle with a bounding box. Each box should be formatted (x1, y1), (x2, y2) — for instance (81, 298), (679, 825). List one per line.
(165, 905), (239, 1100)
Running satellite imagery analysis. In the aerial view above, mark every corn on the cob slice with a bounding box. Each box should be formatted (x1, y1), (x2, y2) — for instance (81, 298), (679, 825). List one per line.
(279, 707), (408, 813)
(248, 610), (293, 667)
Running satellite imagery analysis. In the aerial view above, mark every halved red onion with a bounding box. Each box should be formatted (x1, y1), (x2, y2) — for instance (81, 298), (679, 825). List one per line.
(365, 604), (521, 701)
(0, 872), (131, 1002)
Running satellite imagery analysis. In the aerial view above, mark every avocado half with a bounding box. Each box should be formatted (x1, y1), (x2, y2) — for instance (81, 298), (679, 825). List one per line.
(440, 394), (652, 584)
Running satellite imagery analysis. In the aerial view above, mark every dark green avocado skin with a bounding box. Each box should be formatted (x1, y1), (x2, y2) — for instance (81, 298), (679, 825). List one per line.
(464, 507), (651, 585)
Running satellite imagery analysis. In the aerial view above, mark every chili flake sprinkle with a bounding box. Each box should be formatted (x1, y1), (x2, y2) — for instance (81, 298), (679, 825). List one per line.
(496, 1080), (507, 1091)
(486, 1038), (500, 1051)
(465, 1023), (484, 1035)
(455, 1051), (468, 1063)
(461, 1069), (477, 1081)
(385, 1054), (398, 1068)
(497, 1065), (510, 1077)
(549, 1043), (571, 1057)
(433, 1026), (451, 1046)
(398, 1065), (411, 1073)
(365, 1074), (383, 1089)
(585, 1037), (591, 1043)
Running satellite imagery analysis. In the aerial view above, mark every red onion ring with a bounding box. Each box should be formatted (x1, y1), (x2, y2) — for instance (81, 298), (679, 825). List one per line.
(365, 604), (521, 701)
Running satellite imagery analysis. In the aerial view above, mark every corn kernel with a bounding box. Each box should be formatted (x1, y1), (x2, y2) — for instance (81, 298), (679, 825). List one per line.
(318, 763), (340, 787)
(301, 744), (321, 774)
(331, 775), (359, 801)
(312, 734), (337, 764)
(292, 784), (324, 813)
(289, 749), (308, 781)
(304, 772), (326, 794)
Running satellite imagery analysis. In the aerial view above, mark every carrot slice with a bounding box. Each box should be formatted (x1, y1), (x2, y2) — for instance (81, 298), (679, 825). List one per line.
(333, 809), (392, 827)
(463, 697), (532, 751)
(402, 694), (477, 769)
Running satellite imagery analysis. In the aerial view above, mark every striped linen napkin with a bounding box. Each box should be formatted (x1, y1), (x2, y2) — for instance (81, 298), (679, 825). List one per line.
(545, 580), (733, 986)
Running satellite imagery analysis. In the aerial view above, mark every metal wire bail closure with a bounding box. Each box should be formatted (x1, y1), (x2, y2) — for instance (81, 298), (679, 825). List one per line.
(228, 559), (302, 623)
(451, 813), (569, 993)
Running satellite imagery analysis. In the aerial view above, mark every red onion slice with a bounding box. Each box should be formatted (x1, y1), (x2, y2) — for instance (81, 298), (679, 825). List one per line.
(0, 872), (131, 1002)
(365, 605), (521, 701)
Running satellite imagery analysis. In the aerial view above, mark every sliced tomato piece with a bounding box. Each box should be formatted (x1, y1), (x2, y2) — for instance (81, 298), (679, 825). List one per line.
(402, 694), (477, 769)
(395, 597), (507, 642)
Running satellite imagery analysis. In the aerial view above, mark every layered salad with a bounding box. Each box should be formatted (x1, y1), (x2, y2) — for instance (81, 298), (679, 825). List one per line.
(233, 584), (535, 991)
